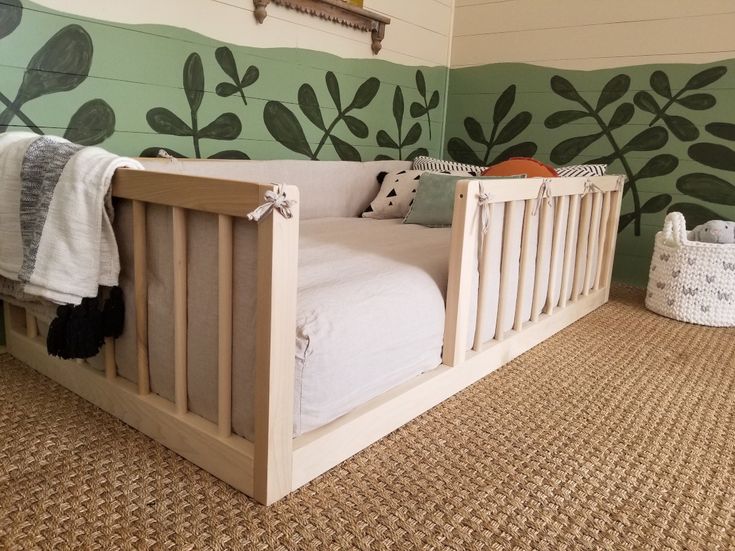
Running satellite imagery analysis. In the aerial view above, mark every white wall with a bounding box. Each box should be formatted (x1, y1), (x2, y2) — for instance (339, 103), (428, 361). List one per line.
(451, 0), (735, 69)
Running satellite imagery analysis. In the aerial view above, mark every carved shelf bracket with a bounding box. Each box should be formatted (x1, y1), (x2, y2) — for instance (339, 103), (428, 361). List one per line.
(253, 0), (390, 55)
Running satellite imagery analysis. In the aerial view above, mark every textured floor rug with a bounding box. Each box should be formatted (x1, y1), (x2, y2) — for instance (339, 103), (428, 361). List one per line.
(1, 286), (734, 550)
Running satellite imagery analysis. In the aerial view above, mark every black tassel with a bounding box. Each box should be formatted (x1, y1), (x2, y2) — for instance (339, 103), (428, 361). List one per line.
(102, 286), (125, 338)
(47, 305), (72, 358)
(65, 297), (104, 359)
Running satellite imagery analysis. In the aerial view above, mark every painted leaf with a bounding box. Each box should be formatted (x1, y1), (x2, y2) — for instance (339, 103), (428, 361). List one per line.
(688, 142), (735, 171)
(595, 74), (630, 113)
(410, 102), (426, 118)
(343, 115), (368, 138)
(146, 107), (193, 136)
(348, 77), (380, 110)
(376, 129), (398, 149)
(544, 110), (589, 129)
(216, 82), (239, 97)
(240, 65), (259, 88)
(550, 75), (585, 104)
(635, 154), (679, 180)
(326, 71), (342, 112)
(215, 47), (239, 83)
(406, 147), (429, 161)
(209, 150), (250, 159)
(620, 127), (668, 154)
(493, 85), (516, 125)
(183, 53), (204, 113)
(633, 91), (660, 115)
(392, 86), (404, 128)
(17, 25), (92, 104)
(550, 132), (604, 165)
(640, 194), (672, 213)
(491, 141), (538, 165)
(375, 154), (394, 161)
(64, 99), (115, 146)
(683, 65), (727, 91)
(662, 114), (698, 141)
(198, 112), (242, 140)
(330, 134), (361, 161)
(650, 70), (672, 99)
(586, 153), (617, 165)
(298, 83), (326, 131)
(263, 101), (313, 158)
(607, 102), (634, 131)
(447, 137), (483, 166)
(705, 122), (735, 141)
(428, 91), (439, 109)
(464, 117), (486, 144)
(676, 173), (735, 205)
(676, 93), (715, 110)
(668, 202), (730, 228)
(495, 111), (532, 145)
(140, 147), (185, 158)
(0, 0), (22, 40)
(403, 122), (422, 147)
(415, 70), (426, 98)
(618, 212), (636, 232)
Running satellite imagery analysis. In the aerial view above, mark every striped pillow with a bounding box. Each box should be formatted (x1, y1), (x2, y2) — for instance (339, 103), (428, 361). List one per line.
(411, 155), (485, 176)
(556, 164), (607, 177)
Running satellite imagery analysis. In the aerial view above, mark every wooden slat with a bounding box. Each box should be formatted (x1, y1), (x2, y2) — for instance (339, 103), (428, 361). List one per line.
(545, 197), (566, 315)
(513, 199), (534, 332)
(583, 192), (603, 296)
(559, 194), (581, 309)
(173, 207), (188, 416)
(571, 194), (592, 302)
(473, 206), (494, 351)
(104, 337), (116, 381)
(132, 200), (150, 396)
(459, 176), (621, 204)
(602, 190), (624, 299)
(494, 202), (518, 342)
(218, 214), (234, 437)
(24, 311), (37, 339)
(530, 197), (552, 322)
(594, 192), (612, 290)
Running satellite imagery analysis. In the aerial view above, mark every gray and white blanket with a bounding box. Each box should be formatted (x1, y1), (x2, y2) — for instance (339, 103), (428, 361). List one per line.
(0, 132), (143, 304)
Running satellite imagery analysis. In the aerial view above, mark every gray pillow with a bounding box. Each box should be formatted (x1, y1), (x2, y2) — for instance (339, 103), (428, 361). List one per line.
(403, 172), (526, 227)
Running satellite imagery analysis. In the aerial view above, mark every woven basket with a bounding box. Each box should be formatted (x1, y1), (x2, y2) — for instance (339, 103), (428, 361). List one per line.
(645, 212), (735, 327)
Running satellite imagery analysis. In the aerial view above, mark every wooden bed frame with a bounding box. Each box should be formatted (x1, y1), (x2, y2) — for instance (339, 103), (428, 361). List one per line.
(3, 168), (623, 505)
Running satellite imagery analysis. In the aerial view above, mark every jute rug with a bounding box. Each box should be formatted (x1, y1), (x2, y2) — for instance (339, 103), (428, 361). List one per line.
(1, 286), (734, 550)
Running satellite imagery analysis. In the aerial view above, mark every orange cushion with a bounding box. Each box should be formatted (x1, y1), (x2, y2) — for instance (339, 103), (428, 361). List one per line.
(482, 157), (558, 178)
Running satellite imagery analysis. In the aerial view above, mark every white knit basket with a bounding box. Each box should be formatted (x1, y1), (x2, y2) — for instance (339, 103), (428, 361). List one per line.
(645, 212), (735, 327)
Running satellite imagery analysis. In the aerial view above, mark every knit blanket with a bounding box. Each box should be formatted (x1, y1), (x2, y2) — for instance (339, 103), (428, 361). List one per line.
(0, 132), (143, 304)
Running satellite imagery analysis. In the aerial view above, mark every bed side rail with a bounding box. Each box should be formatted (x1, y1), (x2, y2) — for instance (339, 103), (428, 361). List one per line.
(443, 176), (624, 367)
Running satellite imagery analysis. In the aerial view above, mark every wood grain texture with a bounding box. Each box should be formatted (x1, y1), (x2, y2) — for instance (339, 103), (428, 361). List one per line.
(217, 215), (234, 438)
(132, 200), (150, 396)
(173, 207), (188, 416)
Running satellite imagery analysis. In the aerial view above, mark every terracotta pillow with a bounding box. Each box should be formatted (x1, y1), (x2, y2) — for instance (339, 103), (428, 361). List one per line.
(482, 157), (558, 178)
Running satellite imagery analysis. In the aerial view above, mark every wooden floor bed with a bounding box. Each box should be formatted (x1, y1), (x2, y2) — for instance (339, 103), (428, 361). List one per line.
(3, 165), (623, 504)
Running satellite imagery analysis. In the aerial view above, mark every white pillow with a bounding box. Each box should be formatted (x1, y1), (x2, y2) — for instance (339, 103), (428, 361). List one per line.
(411, 155), (485, 175)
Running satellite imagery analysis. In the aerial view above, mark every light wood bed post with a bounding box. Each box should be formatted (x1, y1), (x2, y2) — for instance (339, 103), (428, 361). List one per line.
(253, 184), (300, 505)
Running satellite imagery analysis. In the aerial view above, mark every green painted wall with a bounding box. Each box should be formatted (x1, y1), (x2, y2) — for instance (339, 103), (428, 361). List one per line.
(444, 62), (735, 286)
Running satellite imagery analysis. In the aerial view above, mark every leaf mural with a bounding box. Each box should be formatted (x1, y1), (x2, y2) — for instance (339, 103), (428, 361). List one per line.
(375, 86), (428, 161)
(143, 52), (246, 159)
(0, 0), (22, 40)
(215, 46), (259, 106)
(448, 84), (537, 167)
(263, 71), (380, 160)
(63, 99), (116, 145)
(409, 70), (440, 139)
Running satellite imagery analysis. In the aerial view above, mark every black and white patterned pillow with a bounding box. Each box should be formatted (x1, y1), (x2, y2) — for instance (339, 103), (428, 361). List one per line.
(411, 155), (485, 175)
(556, 164), (607, 177)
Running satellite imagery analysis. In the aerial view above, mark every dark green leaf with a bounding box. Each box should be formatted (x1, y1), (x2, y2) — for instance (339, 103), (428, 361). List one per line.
(392, 86), (404, 128)
(491, 141), (538, 165)
(493, 85), (516, 125)
(586, 153), (617, 165)
(596, 74), (630, 112)
(330, 134), (361, 161)
(650, 71), (672, 99)
(705, 122), (735, 141)
(544, 110), (589, 129)
(495, 111), (531, 145)
(618, 212), (636, 232)
(263, 101), (314, 158)
(688, 142), (735, 171)
(374, 154), (394, 161)
(325, 71), (342, 112)
(146, 107), (193, 136)
(343, 115), (368, 138)
(183, 53), (204, 113)
(415, 70), (426, 98)
(447, 137), (483, 166)
(635, 154), (679, 180)
(140, 147), (185, 158)
(428, 90), (439, 109)
(406, 147), (429, 161)
(640, 193), (672, 213)
(464, 117), (486, 144)
(607, 102), (634, 130)
(620, 127), (668, 154)
(240, 65), (259, 88)
(402, 122), (422, 147)
(64, 99), (115, 146)
(676, 93), (715, 110)
(198, 112), (241, 140)
(209, 150), (250, 159)
(348, 77), (380, 110)
(667, 202), (730, 228)
(550, 75), (585, 104)
(0, 0), (22, 40)
(662, 114), (698, 141)
(298, 83), (325, 131)
(410, 102), (426, 118)
(683, 65), (727, 91)
(17, 25), (92, 104)
(216, 82), (239, 97)
(550, 132), (604, 165)
(677, 173), (735, 205)
(633, 91), (660, 115)
(376, 129), (398, 149)
(215, 47), (239, 83)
